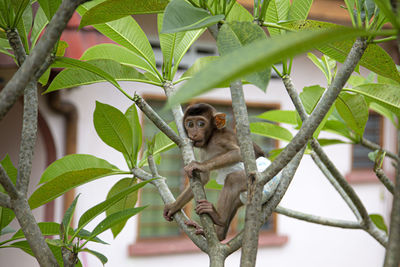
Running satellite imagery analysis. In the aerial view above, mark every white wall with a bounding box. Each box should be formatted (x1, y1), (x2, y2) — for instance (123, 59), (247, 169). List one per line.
(57, 53), (390, 266)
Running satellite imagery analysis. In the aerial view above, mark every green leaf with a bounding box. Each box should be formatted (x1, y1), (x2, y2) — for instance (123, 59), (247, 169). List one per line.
(81, 43), (160, 81)
(371, 0), (399, 28)
(322, 119), (353, 140)
(369, 102), (397, 127)
(307, 53), (334, 84)
(89, 207), (146, 240)
(157, 13), (205, 78)
(167, 26), (368, 107)
(250, 122), (293, 142)
(30, 155), (121, 210)
(344, 83), (400, 116)
(78, 5), (156, 67)
(125, 105), (142, 167)
(369, 214), (388, 233)
(94, 101), (133, 156)
(162, 0), (224, 34)
(44, 57), (123, 93)
(300, 85), (325, 114)
(80, 0), (169, 27)
(6, 240), (63, 266)
(288, 0), (313, 20)
(335, 92), (368, 136)
(15, 3), (32, 52)
(217, 22), (271, 91)
(55, 41), (68, 57)
(31, 6), (48, 46)
(257, 110), (299, 125)
(181, 56), (219, 80)
(226, 1), (253, 22)
(205, 179), (223, 190)
(283, 20), (400, 83)
(77, 179), (151, 231)
(75, 229), (109, 244)
(106, 178), (139, 238)
(153, 122), (178, 155)
(38, 0), (62, 20)
(317, 138), (348, 146)
(45, 238), (64, 247)
(61, 194), (80, 241)
(172, 28), (205, 77)
(40, 154), (118, 184)
(81, 248), (108, 265)
(45, 59), (151, 93)
(1, 155), (17, 184)
(0, 155), (17, 231)
(264, 0), (290, 35)
(12, 222), (60, 241)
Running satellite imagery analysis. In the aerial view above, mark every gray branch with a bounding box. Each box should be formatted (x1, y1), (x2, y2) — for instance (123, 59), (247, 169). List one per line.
(0, 0), (89, 121)
(0, 192), (11, 209)
(383, 125), (400, 266)
(275, 206), (362, 229)
(229, 80), (264, 267)
(226, 147), (305, 254)
(360, 137), (399, 162)
(6, 29), (26, 66)
(10, 197), (59, 267)
(283, 69), (388, 246)
(147, 155), (160, 178)
(132, 167), (208, 252)
(374, 168), (395, 194)
(259, 38), (368, 187)
(134, 94), (183, 147)
(163, 81), (222, 251)
(311, 151), (362, 220)
(16, 80), (38, 195)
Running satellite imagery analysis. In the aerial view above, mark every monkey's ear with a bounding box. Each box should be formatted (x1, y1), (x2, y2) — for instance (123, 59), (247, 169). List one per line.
(214, 113), (226, 129)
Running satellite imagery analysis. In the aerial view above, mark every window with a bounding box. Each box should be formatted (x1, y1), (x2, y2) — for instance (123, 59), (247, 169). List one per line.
(130, 98), (287, 256)
(346, 112), (383, 183)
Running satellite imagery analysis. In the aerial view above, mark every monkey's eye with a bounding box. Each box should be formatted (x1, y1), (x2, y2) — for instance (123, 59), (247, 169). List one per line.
(186, 121), (194, 128)
(197, 120), (205, 128)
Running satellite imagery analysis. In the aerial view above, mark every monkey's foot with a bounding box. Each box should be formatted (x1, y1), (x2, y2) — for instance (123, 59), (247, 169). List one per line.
(185, 220), (204, 236)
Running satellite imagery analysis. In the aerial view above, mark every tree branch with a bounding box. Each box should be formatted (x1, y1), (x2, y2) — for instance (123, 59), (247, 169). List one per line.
(163, 81), (222, 250)
(384, 127), (400, 266)
(360, 137), (399, 162)
(275, 206), (362, 229)
(16, 80), (38, 195)
(283, 70), (388, 246)
(10, 197), (59, 267)
(0, 192), (11, 209)
(229, 80), (265, 266)
(132, 167), (208, 252)
(311, 151), (362, 220)
(0, 0), (89, 121)
(6, 29), (26, 66)
(226, 147), (305, 254)
(374, 168), (395, 194)
(134, 94), (183, 147)
(259, 38), (368, 186)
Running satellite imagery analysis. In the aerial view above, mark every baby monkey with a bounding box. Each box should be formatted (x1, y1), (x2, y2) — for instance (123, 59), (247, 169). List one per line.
(163, 103), (267, 241)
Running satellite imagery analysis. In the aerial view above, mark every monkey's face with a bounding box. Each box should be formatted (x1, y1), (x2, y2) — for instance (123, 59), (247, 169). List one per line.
(184, 115), (211, 147)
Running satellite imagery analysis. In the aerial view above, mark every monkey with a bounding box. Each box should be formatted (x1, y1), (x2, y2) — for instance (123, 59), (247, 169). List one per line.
(163, 103), (279, 241)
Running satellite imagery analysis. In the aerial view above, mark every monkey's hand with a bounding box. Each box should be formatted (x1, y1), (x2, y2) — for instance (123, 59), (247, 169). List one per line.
(184, 161), (207, 178)
(163, 202), (179, 222)
(185, 220), (204, 236)
(195, 199), (224, 226)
